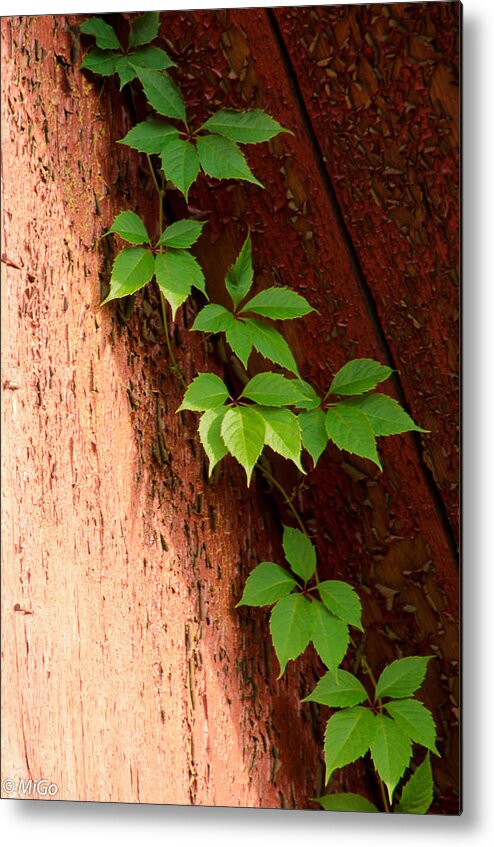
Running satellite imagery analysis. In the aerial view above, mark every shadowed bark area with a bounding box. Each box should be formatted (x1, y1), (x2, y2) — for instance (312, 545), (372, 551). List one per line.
(1, 7), (459, 813)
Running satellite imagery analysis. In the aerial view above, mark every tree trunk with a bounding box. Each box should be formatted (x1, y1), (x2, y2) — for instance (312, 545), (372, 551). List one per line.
(1, 8), (459, 812)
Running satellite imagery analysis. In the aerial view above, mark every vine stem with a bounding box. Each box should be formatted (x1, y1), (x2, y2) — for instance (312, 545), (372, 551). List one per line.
(128, 80), (161, 204)
(379, 778), (391, 814)
(112, 69), (406, 819)
(146, 153), (161, 197)
(159, 188), (165, 237)
(350, 636), (391, 812)
(257, 462), (307, 535)
(145, 144), (187, 390)
(358, 650), (379, 692)
(158, 288), (187, 390)
(257, 462), (322, 585)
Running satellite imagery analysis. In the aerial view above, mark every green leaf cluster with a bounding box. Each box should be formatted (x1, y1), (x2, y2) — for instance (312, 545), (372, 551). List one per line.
(304, 655), (437, 804)
(80, 13), (175, 89)
(234, 515), (438, 812)
(180, 370), (327, 481)
(82, 15), (288, 199)
(298, 358), (425, 470)
(179, 374), (308, 482)
(316, 753), (433, 814)
(237, 527), (361, 676)
(181, 342), (423, 480)
(102, 212), (206, 317)
(119, 111), (289, 200)
(80, 19), (436, 813)
(192, 233), (312, 374)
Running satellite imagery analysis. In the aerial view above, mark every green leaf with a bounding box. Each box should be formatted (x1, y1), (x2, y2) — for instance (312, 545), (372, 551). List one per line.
(241, 372), (301, 407)
(326, 404), (381, 470)
(196, 134), (263, 187)
(80, 17), (121, 51)
(159, 219), (206, 249)
(116, 47), (175, 87)
(315, 793), (378, 813)
(115, 47), (176, 89)
(292, 379), (321, 411)
(282, 526), (316, 581)
(311, 599), (350, 673)
(255, 408), (303, 472)
(200, 109), (289, 144)
(165, 250), (205, 295)
(134, 67), (186, 122)
(269, 594), (314, 677)
(127, 46), (175, 71)
(101, 247), (154, 305)
(236, 562), (298, 608)
(225, 320), (253, 368)
(118, 120), (179, 154)
(302, 669), (368, 708)
(178, 373), (229, 412)
(198, 407), (228, 475)
(299, 409), (328, 466)
(107, 210), (150, 245)
(220, 407), (266, 485)
(370, 714), (413, 803)
(324, 707), (377, 783)
(128, 11), (160, 48)
(160, 137), (200, 200)
(242, 317), (299, 375)
(115, 56), (137, 89)
(339, 394), (427, 436)
(329, 358), (393, 396)
(317, 580), (363, 631)
(395, 754), (434, 814)
(155, 253), (190, 317)
(384, 700), (439, 754)
(192, 304), (234, 334)
(225, 234), (253, 309)
(155, 249), (205, 319)
(375, 656), (433, 701)
(81, 49), (119, 77)
(241, 287), (313, 320)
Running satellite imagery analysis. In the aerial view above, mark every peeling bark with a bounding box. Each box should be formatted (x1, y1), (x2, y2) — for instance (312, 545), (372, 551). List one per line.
(1, 9), (459, 813)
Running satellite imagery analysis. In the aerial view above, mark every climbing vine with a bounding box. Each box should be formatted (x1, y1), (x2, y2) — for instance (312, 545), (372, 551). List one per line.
(80, 12), (439, 814)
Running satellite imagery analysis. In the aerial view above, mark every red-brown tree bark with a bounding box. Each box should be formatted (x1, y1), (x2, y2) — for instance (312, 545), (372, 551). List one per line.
(1, 8), (459, 812)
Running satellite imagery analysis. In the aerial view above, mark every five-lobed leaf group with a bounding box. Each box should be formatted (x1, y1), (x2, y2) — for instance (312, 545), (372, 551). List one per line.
(236, 518), (438, 808)
(304, 654), (437, 803)
(192, 234), (312, 375)
(298, 358), (424, 469)
(82, 16), (288, 198)
(80, 13), (176, 90)
(119, 109), (289, 199)
(180, 371), (321, 482)
(238, 527), (360, 676)
(103, 212), (207, 318)
(179, 370), (318, 482)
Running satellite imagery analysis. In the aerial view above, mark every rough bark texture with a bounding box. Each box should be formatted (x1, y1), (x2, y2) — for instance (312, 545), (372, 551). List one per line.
(2, 6), (459, 813)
